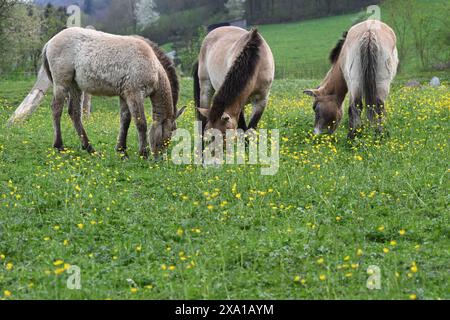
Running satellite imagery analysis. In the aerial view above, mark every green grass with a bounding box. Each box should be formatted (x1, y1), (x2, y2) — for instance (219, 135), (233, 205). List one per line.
(0, 78), (449, 300)
(256, 1), (449, 79)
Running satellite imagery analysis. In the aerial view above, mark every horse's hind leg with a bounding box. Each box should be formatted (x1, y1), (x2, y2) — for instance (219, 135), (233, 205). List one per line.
(372, 85), (390, 136)
(348, 95), (363, 140)
(248, 95), (268, 130)
(68, 86), (95, 154)
(116, 97), (132, 156)
(52, 86), (66, 151)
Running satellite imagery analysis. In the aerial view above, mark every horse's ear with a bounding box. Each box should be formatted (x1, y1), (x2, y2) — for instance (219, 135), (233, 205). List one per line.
(176, 106), (187, 119)
(304, 89), (319, 98)
(197, 108), (210, 118)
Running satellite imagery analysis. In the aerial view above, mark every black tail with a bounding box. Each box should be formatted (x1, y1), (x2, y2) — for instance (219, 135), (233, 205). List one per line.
(192, 61), (207, 123)
(209, 28), (262, 123)
(193, 61), (201, 109)
(361, 32), (378, 111)
(42, 43), (53, 83)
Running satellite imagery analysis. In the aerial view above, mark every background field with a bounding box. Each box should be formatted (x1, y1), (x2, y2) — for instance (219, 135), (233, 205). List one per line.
(257, 0), (449, 79)
(0, 78), (449, 300)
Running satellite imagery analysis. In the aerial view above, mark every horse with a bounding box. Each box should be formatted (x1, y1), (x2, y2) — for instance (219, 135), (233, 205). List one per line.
(304, 20), (399, 138)
(193, 27), (275, 136)
(42, 27), (186, 159)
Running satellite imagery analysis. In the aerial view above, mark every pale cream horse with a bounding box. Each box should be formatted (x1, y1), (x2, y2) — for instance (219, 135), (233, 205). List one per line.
(304, 20), (399, 138)
(194, 27), (275, 135)
(42, 27), (186, 158)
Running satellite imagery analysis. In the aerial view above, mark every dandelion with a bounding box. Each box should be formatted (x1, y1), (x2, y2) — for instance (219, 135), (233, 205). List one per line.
(383, 248), (390, 254)
(317, 258), (324, 265)
(399, 229), (406, 236)
(390, 240), (397, 246)
(409, 294), (417, 300)
(3, 290), (11, 298)
(177, 228), (184, 236)
(6, 262), (13, 271)
(136, 245), (142, 252)
(319, 274), (327, 281)
(357, 249), (363, 256)
(411, 263), (418, 273)
(54, 268), (66, 275)
(53, 260), (64, 266)
(294, 275), (301, 282)
(77, 223), (84, 230)
(130, 288), (138, 293)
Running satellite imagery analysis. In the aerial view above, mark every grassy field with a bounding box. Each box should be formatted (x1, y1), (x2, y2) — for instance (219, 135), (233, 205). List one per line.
(256, 0), (449, 79)
(0, 78), (449, 300)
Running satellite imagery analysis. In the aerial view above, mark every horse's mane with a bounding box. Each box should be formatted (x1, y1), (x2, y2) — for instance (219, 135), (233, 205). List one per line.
(209, 29), (262, 123)
(329, 31), (348, 64)
(135, 36), (179, 109)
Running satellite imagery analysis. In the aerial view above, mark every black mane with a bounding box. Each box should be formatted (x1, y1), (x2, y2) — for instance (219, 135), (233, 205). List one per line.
(329, 31), (348, 64)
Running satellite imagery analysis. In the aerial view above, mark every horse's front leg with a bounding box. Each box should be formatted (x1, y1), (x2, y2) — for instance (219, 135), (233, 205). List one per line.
(116, 97), (132, 158)
(126, 95), (149, 159)
(248, 95), (268, 130)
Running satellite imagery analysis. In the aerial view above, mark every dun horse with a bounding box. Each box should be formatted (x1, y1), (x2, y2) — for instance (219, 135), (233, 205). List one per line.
(193, 27), (275, 135)
(42, 27), (186, 158)
(304, 20), (399, 138)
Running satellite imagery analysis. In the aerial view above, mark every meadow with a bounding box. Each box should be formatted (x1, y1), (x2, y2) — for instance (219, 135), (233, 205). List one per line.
(0, 77), (448, 300)
(257, 0), (449, 79)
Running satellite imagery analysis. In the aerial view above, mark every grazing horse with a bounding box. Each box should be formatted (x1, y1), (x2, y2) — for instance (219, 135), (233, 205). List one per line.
(304, 20), (399, 138)
(42, 27), (186, 158)
(193, 27), (275, 135)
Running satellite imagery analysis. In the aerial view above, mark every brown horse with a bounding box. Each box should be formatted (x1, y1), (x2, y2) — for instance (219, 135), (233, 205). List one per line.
(304, 20), (399, 138)
(193, 27), (275, 135)
(42, 27), (186, 158)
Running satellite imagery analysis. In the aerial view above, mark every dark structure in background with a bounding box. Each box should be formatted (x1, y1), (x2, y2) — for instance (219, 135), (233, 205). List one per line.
(208, 19), (248, 33)
(246, 0), (382, 24)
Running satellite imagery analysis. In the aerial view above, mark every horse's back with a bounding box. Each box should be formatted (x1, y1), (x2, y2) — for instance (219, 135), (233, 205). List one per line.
(200, 26), (274, 93)
(46, 27), (160, 96)
(342, 21), (398, 85)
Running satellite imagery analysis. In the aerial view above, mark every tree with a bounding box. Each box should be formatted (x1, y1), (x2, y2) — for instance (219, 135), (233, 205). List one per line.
(135, 0), (160, 31)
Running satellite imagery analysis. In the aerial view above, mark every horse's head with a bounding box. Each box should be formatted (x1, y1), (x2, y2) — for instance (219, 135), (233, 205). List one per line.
(150, 106), (187, 156)
(304, 89), (342, 135)
(197, 108), (238, 135)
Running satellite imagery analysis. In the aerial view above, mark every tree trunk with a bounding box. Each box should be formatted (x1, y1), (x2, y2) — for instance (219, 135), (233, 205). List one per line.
(8, 66), (51, 126)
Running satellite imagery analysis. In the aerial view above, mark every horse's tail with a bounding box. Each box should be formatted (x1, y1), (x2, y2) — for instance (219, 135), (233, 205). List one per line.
(42, 42), (53, 83)
(192, 61), (207, 123)
(209, 28), (262, 122)
(360, 31), (378, 112)
(193, 61), (201, 109)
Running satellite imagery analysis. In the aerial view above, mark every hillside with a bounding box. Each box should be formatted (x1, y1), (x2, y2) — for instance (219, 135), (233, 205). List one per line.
(257, 0), (449, 79)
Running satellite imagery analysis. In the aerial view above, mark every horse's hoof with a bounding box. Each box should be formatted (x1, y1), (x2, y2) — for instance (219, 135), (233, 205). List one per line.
(83, 144), (96, 154)
(54, 145), (67, 153)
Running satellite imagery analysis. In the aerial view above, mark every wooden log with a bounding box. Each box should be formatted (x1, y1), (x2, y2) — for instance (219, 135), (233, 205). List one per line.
(8, 66), (51, 126)
(8, 65), (93, 125)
